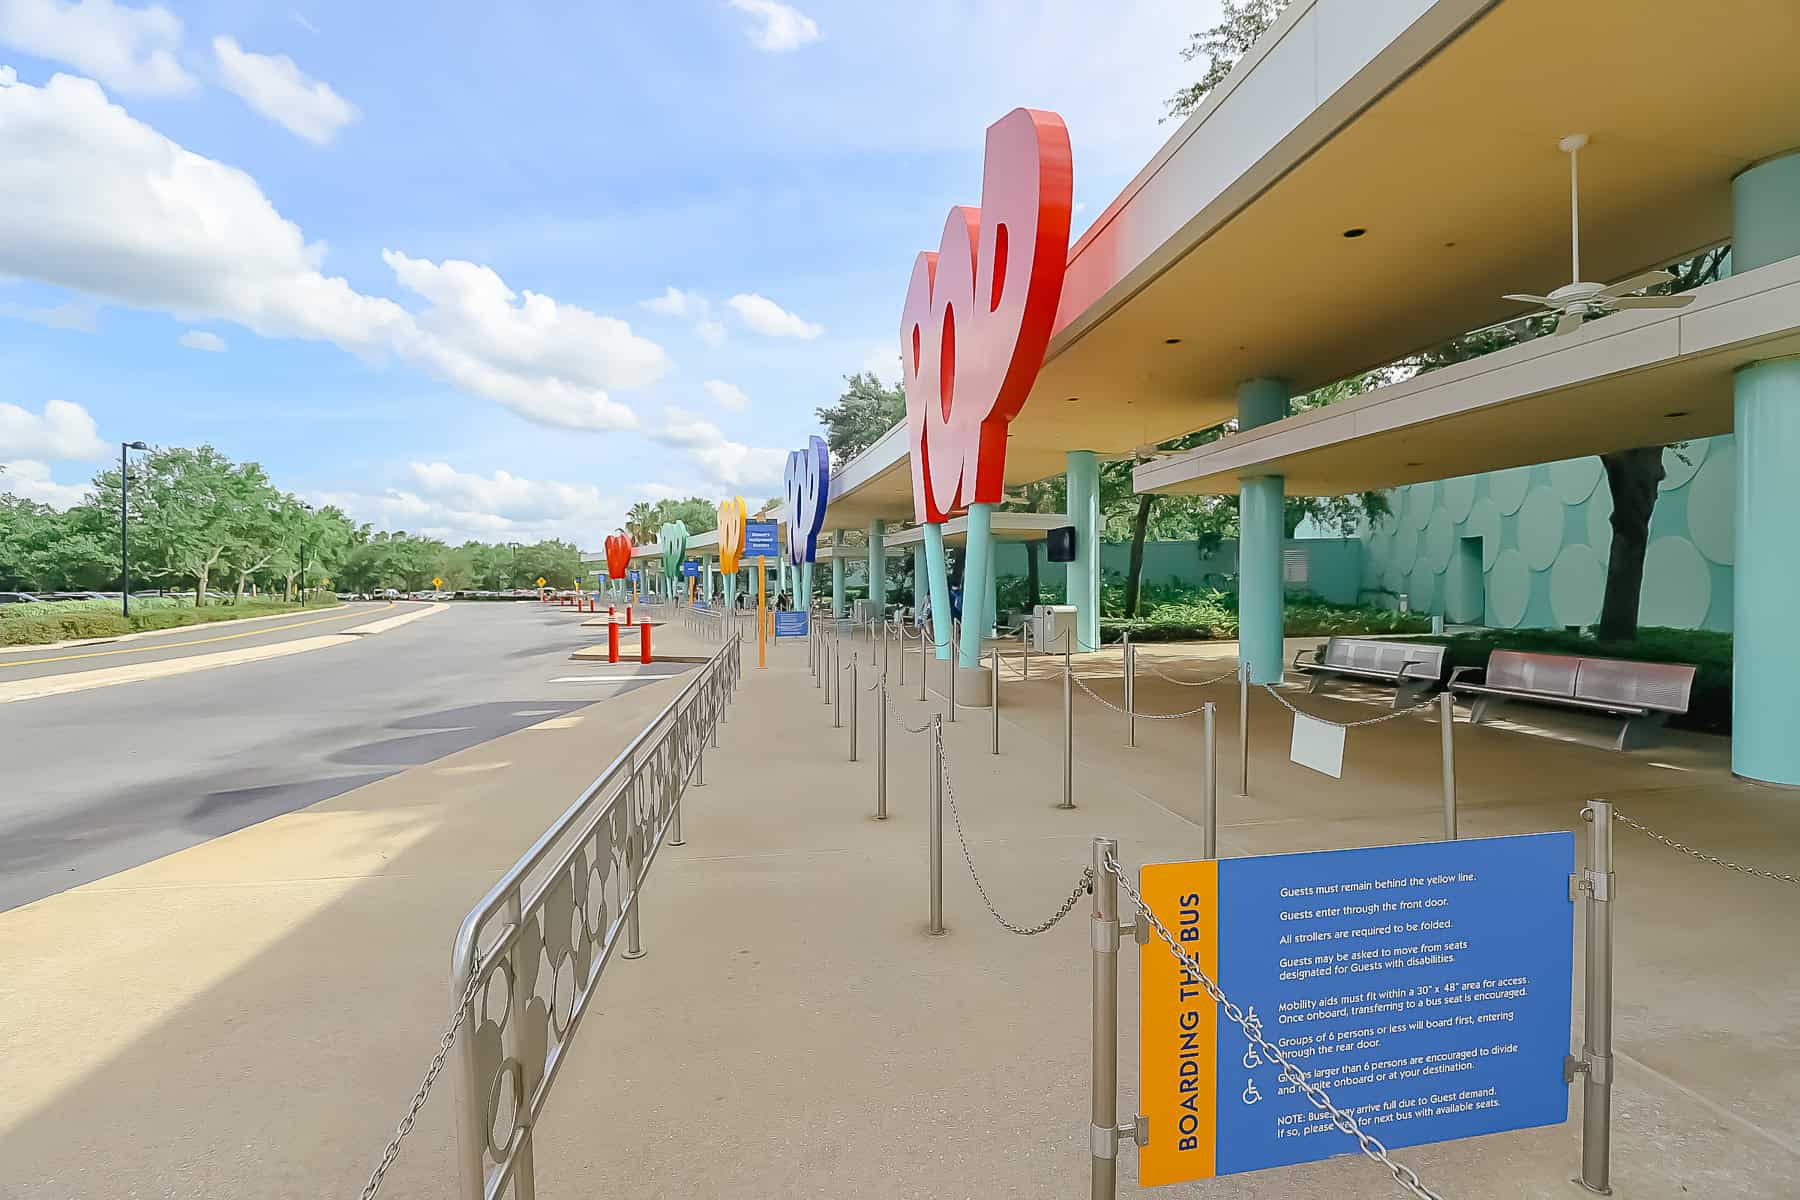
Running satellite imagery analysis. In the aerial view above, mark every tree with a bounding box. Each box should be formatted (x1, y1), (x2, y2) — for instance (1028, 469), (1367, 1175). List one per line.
(1166, 0), (1290, 122)
(815, 371), (904, 467)
(128, 445), (241, 604)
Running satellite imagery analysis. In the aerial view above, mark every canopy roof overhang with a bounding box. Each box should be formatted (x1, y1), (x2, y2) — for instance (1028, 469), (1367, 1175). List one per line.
(820, 0), (1800, 522)
(884, 512), (1069, 550)
(1135, 258), (1800, 496)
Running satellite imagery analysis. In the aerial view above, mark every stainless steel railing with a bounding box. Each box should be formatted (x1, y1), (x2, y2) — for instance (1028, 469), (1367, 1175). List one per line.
(448, 631), (742, 1200)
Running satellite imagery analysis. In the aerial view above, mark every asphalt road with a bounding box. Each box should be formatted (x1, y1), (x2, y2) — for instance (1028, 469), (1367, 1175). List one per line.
(0, 602), (692, 911)
(0, 600), (396, 682)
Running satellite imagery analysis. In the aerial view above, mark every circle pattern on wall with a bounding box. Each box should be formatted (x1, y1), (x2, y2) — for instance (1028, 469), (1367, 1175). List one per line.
(1406, 481), (1437, 530)
(1661, 438), (1708, 491)
(1406, 564), (1436, 615)
(1549, 544), (1605, 628)
(1487, 549), (1531, 629)
(1442, 475), (1477, 522)
(1422, 509), (1456, 573)
(1489, 466), (1532, 515)
(1585, 483), (1613, 560)
(1549, 456), (1604, 505)
(1516, 487), (1566, 571)
(1638, 537), (1711, 628)
(1686, 448), (1735, 565)
(1464, 498), (1501, 571)
(1391, 523), (1420, 576)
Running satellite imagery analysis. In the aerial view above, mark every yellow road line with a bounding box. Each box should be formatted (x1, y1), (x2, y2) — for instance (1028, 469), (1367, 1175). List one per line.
(0, 603), (395, 669)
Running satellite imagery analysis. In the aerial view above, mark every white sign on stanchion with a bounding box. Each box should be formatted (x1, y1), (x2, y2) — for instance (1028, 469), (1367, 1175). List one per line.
(1288, 712), (1345, 778)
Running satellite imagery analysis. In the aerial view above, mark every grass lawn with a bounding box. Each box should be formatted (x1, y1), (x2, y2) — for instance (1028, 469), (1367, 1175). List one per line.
(0, 596), (343, 647)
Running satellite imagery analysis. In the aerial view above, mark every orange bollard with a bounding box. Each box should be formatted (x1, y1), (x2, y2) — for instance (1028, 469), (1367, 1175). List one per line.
(625, 605), (632, 624)
(639, 622), (652, 663)
(608, 621), (620, 663)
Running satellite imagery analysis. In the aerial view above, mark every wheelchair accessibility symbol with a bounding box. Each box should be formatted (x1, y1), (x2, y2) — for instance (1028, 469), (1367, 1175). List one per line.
(1242, 1079), (1263, 1105)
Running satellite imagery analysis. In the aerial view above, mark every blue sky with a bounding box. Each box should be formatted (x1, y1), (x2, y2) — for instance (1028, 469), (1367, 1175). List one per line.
(1, 0), (1213, 546)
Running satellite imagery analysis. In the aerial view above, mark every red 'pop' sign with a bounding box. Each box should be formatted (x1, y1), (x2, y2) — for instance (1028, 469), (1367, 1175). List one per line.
(604, 532), (632, 579)
(900, 108), (1072, 524)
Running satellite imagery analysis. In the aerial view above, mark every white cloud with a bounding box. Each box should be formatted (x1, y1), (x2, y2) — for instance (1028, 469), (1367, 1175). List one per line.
(727, 291), (822, 339)
(0, 397), (105, 460)
(0, 0), (193, 96)
(0, 294), (98, 332)
(212, 36), (357, 145)
(0, 73), (667, 431)
(726, 0), (819, 53)
(650, 406), (786, 491)
(177, 328), (224, 352)
(695, 318), (726, 346)
(861, 341), (900, 386)
(703, 379), (749, 412)
(289, 9), (317, 35)
(641, 285), (704, 318)
(319, 461), (626, 546)
(0, 457), (91, 507)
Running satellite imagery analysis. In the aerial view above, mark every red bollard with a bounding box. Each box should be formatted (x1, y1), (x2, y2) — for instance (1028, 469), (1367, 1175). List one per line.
(608, 620), (620, 664)
(625, 605), (632, 625)
(639, 622), (652, 663)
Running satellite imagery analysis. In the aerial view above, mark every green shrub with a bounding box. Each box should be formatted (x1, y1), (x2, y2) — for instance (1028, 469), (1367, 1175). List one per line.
(1097, 594), (1431, 644)
(0, 610), (131, 643)
(0, 596), (338, 645)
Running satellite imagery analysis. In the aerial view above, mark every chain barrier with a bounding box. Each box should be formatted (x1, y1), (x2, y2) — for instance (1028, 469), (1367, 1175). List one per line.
(358, 969), (485, 1199)
(1071, 669), (1214, 721)
(1141, 659), (1240, 688)
(1105, 855), (1448, 1200)
(884, 682), (937, 734)
(1613, 812), (1799, 886)
(934, 722), (1094, 935)
(1260, 682), (1440, 729)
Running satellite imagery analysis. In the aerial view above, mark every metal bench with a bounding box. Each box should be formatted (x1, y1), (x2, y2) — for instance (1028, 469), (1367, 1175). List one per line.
(1451, 650), (1695, 751)
(1292, 637), (1447, 708)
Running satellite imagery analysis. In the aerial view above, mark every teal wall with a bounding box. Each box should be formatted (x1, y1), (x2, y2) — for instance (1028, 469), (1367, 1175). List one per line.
(987, 537), (1365, 607)
(1355, 435), (1735, 631)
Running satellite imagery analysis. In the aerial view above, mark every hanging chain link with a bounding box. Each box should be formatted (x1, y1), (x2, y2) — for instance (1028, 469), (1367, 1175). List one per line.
(1141, 660), (1240, 688)
(935, 723), (1093, 934)
(359, 967), (486, 1200)
(884, 684), (937, 734)
(1614, 812), (1799, 886)
(1070, 669), (1214, 720)
(1260, 683), (1441, 729)
(1105, 856), (1448, 1200)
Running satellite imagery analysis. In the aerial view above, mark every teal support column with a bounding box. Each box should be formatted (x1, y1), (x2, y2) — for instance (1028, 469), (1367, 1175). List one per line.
(913, 544), (928, 622)
(924, 522), (952, 660)
(1238, 378), (1290, 684)
(1730, 153), (1800, 785)
(959, 503), (996, 668)
(1066, 450), (1099, 652)
(984, 536), (998, 635)
(831, 529), (846, 618)
(868, 519), (887, 615)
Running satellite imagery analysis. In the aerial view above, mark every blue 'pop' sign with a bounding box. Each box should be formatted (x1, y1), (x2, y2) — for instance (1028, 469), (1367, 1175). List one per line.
(1137, 832), (1573, 1186)
(773, 610), (809, 638)
(744, 520), (779, 558)
(682, 560), (699, 577)
(628, 570), (639, 583)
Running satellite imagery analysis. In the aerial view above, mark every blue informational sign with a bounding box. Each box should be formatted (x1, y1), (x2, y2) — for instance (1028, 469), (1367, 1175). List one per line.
(628, 570), (639, 583)
(682, 560), (699, 577)
(744, 520), (779, 558)
(773, 610), (809, 638)
(1137, 832), (1573, 1186)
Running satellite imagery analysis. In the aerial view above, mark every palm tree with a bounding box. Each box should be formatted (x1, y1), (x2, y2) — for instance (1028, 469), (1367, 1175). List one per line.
(625, 501), (655, 544)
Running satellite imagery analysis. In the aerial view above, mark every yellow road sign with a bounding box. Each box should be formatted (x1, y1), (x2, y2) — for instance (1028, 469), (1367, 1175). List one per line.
(536, 576), (547, 587)
(433, 577), (444, 589)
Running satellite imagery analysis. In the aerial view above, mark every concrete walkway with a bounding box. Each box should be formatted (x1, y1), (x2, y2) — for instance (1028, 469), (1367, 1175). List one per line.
(1, 617), (1794, 1198)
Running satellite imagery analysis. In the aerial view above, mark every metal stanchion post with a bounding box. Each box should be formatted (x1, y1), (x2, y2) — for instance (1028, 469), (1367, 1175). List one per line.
(1571, 799), (1615, 1195)
(898, 624), (907, 688)
(991, 647), (1000, 756)
(1090, 836), (1121, 1200)
(850, 655), (860, 762)
(834, 645), (843, 727)
(1440, 690), (1458, 840)
(884, 621), (891, 678)
(1059, 632), (1075, 810)
(1125, 633), (1136, 749)
(919, 622), (928, 702)
(929, 716), (946, 935)
(623, 752), (646, 961)
(948, 641), (957, 722)
(876, 681), (889, 820)
(1237, 660), (1250, 798)
(1202, 702), (1217, 858)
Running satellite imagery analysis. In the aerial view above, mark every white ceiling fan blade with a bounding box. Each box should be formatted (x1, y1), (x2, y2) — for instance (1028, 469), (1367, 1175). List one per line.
(1554, 312), (1584, 336)
(1502, 293), (1554, 305)
(1596, 270), (1674, 300)
(1610, 295), (1692, 310)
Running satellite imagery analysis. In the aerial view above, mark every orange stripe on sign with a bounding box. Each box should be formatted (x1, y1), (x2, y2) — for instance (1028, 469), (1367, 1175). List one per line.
(1137, 860), (1220, 1187)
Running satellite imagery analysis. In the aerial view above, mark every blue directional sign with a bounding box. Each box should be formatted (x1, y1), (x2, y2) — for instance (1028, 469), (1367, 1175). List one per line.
(744, 520), (779, 558)
(773, 610), (809, 638)
(1137, 832), (1573, 1186)
(682, 560), (700, 577)
(628, 570), (640, 583)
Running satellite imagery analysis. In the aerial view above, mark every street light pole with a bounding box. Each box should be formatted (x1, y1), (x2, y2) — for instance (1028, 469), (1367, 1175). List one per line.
(299, 502), (314, 607)
(119, 441), (148, 618)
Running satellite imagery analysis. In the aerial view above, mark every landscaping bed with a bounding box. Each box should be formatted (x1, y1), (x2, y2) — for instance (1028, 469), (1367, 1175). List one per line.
(0, 596), (341, 647)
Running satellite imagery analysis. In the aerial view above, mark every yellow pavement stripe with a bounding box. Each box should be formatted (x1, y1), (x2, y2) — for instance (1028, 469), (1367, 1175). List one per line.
(0, 635), (354, 704)
(0, 603), (394, 670)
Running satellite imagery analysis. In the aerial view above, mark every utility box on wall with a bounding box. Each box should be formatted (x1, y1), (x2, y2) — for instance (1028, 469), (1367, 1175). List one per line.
(1031, 604), (1078, 652)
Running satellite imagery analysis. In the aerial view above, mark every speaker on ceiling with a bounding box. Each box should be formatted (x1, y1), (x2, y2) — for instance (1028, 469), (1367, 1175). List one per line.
(1045, 526), (1076, 563)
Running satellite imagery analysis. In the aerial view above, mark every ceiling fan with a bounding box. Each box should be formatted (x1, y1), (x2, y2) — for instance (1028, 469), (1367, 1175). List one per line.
(1502, 133), (1693, 335)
